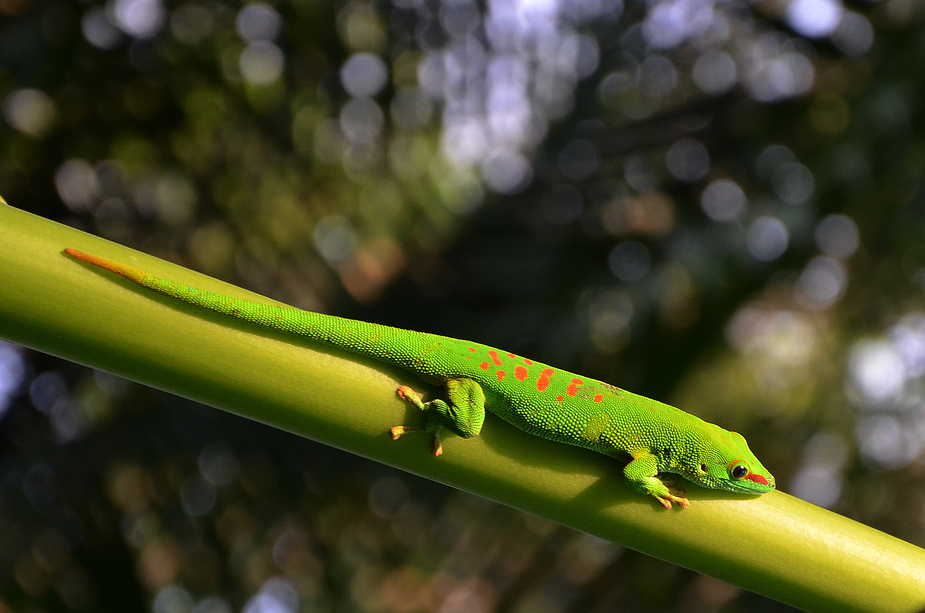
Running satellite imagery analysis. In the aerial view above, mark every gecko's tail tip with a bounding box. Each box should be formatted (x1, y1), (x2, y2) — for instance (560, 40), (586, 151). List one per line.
(65, 248), (142, 281)
(65, 248), (102, 266)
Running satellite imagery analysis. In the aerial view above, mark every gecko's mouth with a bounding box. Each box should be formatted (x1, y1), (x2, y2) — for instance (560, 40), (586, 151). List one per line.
(682, 471), (776, 494)
(724, 476), (776, 494)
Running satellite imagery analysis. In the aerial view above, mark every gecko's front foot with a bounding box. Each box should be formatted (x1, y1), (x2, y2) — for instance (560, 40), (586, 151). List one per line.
(657, 491), (689, 509)
(655, 478), (689, 509)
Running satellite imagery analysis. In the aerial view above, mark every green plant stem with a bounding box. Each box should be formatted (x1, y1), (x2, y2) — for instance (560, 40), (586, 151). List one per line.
(0, 200), (923, 612)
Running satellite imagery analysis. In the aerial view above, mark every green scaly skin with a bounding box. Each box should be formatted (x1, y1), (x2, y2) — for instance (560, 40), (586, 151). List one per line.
(65, 248), (776, 509)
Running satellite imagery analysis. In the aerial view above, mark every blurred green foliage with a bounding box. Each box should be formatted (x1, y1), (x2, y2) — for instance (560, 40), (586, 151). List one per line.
(2, 0), (925, 610)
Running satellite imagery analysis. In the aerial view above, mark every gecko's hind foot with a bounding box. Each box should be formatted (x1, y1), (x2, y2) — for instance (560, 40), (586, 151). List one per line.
(389, 425), (443, 456)
(390, 425), (413, 440)
(430, 432), (443, 457)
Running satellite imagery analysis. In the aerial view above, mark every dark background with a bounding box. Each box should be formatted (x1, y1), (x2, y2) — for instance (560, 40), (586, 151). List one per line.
(1, 0), (924, 610)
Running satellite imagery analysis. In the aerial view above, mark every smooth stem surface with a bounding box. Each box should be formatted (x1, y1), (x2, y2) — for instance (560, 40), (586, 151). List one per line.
(0, 200), (923, 612)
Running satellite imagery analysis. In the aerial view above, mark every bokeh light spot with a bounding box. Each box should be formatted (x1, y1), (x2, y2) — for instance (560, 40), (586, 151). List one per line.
(481, 150), (532, 194)
(786, 0), (843, 39)
(746, 216), (788, 261)
(113, 0), (166, 39)
(341, 53), (389, 98)
(0, 342), (26, 419)
(340, 98), (384, 145)
(772, 162), (814, 205)
(153, 585), (194, 613)
(849, 340), (906, 407)
(199, 442), (240, 486)
(831, 11), (873, 56)
(55, 159), (100, 212)
(795, 256), (847, 310)
(665, 138), (709, 183)
(692, 50), (737, 95)
(814, 214), (859, 259)
(236, 3), (281, 43)
(243, 577), (299, 613)
(239, 41), (284, 85)
(2, 88), (56, 137)
(700, 178), (746, 222)
(639, 55), (677, 98)
(82, 6), (123, 48)
(608, 240), (651, 282)
(313, 216), (358, 264)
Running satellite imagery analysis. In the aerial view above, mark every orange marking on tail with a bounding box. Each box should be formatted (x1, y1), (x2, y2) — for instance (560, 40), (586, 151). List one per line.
(65, 248), (147, 283)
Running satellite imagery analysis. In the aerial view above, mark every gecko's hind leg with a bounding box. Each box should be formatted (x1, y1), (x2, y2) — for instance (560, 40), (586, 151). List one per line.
(391, 379), (486, 457)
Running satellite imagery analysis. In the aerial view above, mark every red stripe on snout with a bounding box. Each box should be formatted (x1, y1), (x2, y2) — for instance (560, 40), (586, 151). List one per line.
(745, 473), (769, 486)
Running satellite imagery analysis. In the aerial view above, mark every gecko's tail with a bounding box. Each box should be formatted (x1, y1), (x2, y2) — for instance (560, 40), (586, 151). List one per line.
(65, 248), (149, 285)
(64, 247), (440, 369)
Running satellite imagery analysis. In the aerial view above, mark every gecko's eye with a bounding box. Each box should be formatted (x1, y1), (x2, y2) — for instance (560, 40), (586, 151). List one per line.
(731, 464), (748, 479)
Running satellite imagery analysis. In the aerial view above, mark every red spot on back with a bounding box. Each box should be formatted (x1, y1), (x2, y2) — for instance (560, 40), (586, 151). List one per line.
(556, 394), (564, 401)
(537, 368), (555, 391)
(506, 352), (516, 358)
(524, 359), (533, 366)
(514, 366), (528, 381)
(566, 378), (583, 397)
(480, 362), (490, 370)
(488, 350), (502, 366)
(593, 394), (603, 403)
(496, 370), (507, 381)
(469, 347), (476, 352)
(745, 473), (769, 486)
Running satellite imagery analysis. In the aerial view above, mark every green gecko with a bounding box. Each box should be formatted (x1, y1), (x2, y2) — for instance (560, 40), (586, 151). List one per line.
(65, 248), (775, 509)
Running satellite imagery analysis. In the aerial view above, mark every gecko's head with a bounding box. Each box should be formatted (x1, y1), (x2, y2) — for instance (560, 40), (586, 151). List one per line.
(687, 428), (776, 495)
